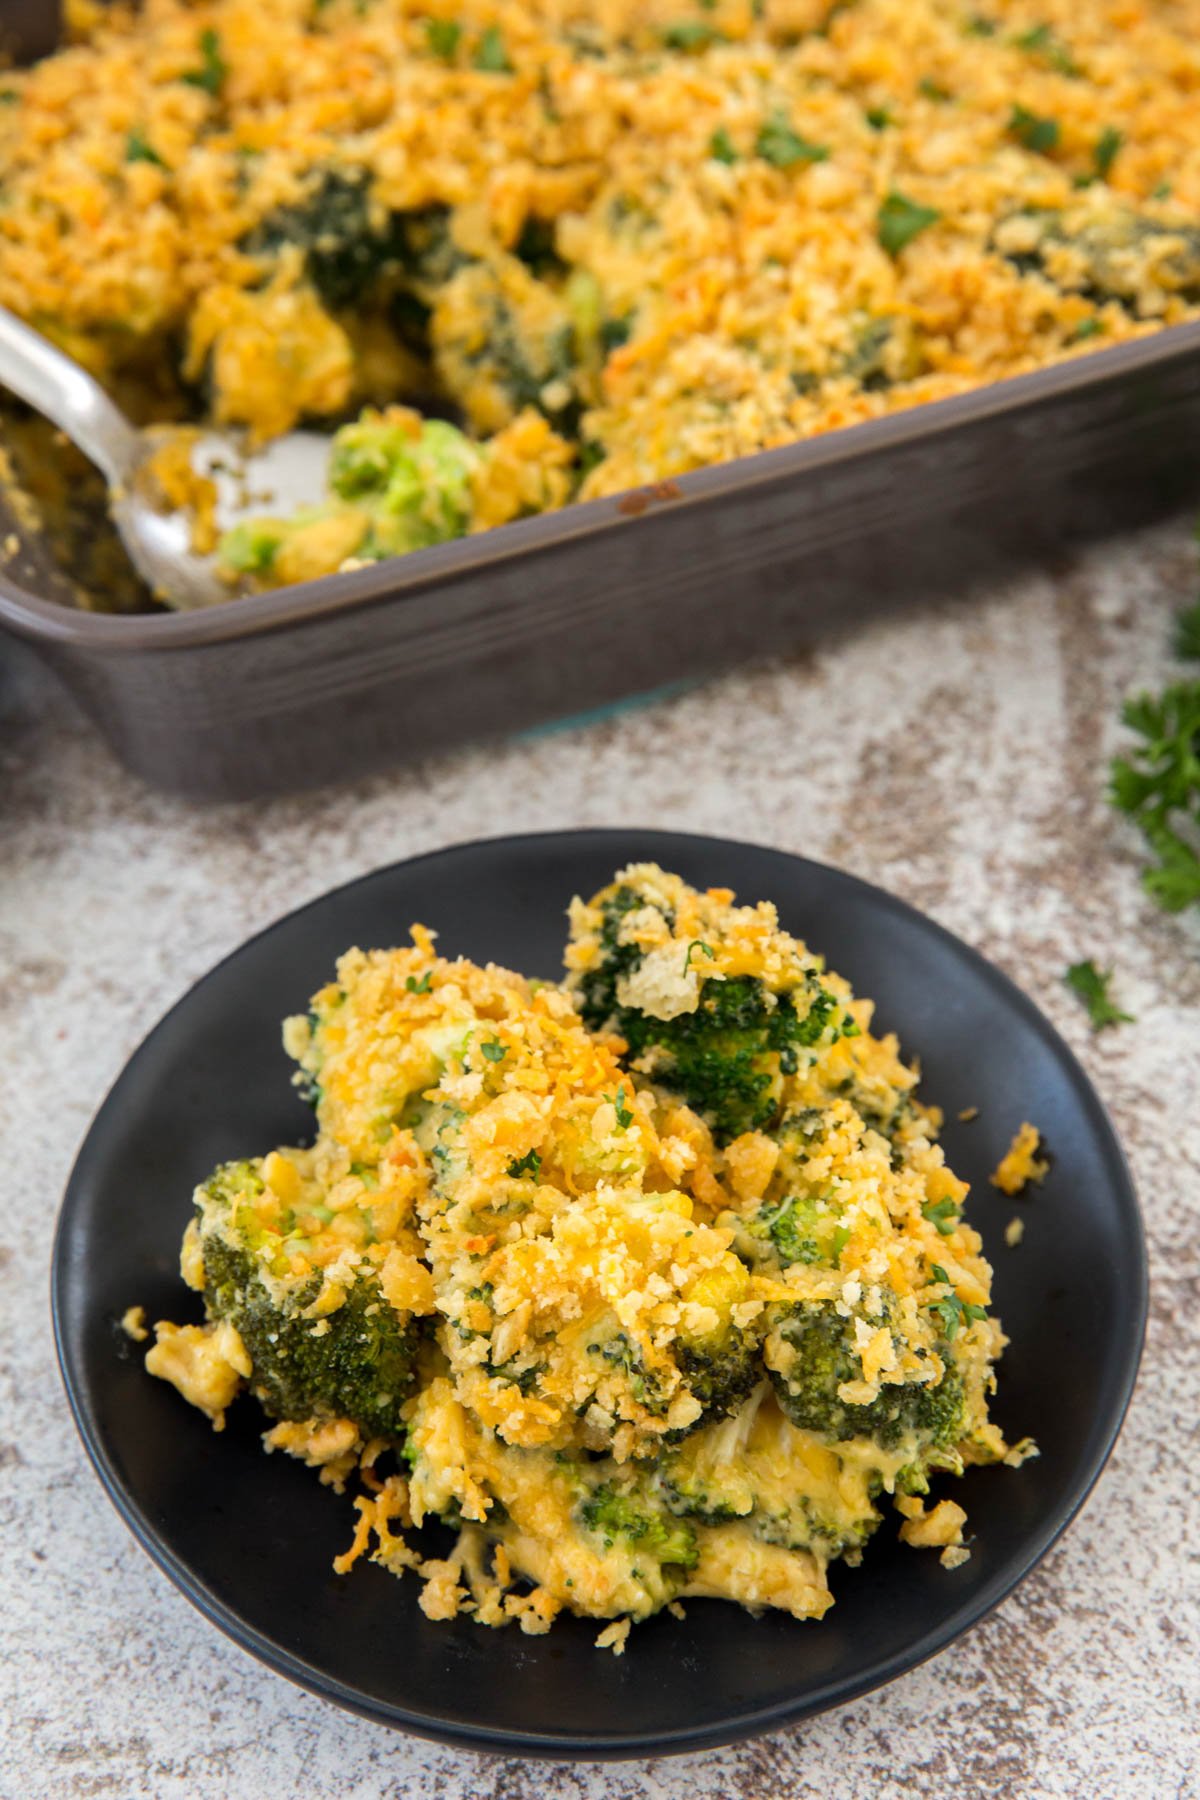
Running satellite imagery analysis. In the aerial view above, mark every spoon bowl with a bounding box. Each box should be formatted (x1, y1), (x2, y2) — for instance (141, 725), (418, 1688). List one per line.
(0, 305), (329, 609)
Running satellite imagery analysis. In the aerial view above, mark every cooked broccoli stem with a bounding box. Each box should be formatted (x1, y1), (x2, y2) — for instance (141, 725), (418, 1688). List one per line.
(769, 1300), (967, 1452)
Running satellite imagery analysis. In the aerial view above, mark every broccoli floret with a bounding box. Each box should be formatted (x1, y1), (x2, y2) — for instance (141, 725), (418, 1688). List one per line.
(731, 1113), (853, 1269)
(769, 1300), (967, 1453)
(431, 258), (583, 436)
(244, 169), (412, 310)
(197, 1161), (421, 1438)
(327, 413), (480, 550)
(995, 204), (1200, 311)
(216, 516), (287, 576)
(584, 1329), (673, 1414)
(579, 1483), (699, 1570)
(741, 1192), (840, 1268)
(672, 1262), (760, 1418)
(675, 1332), (760, 1417)
(752, 1497), (879, 1559)
(840, 315), (924, 391)
(577, 889), (845, 1143)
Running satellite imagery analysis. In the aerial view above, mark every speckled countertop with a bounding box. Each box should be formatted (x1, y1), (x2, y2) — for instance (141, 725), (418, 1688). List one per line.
(2, 519), (1198, 1800)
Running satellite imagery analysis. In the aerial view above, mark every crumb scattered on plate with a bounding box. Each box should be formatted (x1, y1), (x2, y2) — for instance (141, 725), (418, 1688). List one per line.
(990, 1122), (1049, 1195)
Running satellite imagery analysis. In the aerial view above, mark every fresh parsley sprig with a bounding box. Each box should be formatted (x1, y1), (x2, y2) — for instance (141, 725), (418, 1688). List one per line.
(1064, 961), (1134, 1029)
(181, 27), (226, 95)
(1109, 683), (1200, 913)
(1174, 599), (1200, 662)
(506, 1149), (542, 1179)
(929, 1265), (987, 1340)
(921, 1197), (960, 1236)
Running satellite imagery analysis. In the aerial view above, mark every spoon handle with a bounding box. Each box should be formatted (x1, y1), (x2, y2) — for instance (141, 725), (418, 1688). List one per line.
(0, 305), (142, 488)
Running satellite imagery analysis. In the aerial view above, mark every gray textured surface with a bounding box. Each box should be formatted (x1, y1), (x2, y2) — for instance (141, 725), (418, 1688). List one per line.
(2, 521), (1198, 1798)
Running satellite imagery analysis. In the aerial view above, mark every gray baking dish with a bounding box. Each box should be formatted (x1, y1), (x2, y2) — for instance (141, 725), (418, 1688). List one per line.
(4, 321), (1200, 799)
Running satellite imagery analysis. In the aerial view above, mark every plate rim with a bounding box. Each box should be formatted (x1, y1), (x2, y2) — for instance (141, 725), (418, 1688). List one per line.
(51, 827), (1148, 1759)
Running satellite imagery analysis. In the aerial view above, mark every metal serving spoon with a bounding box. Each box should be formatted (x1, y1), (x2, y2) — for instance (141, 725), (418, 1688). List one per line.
(0, 305), (329, 608)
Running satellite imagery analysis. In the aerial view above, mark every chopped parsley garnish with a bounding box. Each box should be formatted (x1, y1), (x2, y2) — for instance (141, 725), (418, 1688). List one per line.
(929, 1265), (987, 1340)
(964, 13), (997, 34)
(877, 190), (940, 256)
(612, 1084), (634, 1129)
(865, 105), (893, 130)
(1064, 961), (1134, 1030)
(684, 941), (717, 970)
(756, 114), (830, 169)
(1069, 317), (1104, 343)
(480, 1038), (507, 1062)
(0, 88), (20, 104)
(181, 28), (227, 95)
(405, 971), (433, 993)
(506, 1149), (543, 1179)
(1109, 683), (1200, 913)
(473, 26), (513, 72)
(1093, 125), (1123, 180)
(425, 18), (462, 60)
(708, 126), (738, 163)
(1008, 104), (1060, 155)
(1173, 599), (1200, 662)
(1014, 22), (1080, 75)
(662, 21), (718, 50)
(918, 77), (951, 101)
(125, 128), (166, 168)
(921, 1197), (960, 1236)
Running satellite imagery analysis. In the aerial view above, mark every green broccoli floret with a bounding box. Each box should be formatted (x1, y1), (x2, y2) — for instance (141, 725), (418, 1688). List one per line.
(577, 889), (849, 1145)
(731, 1113), (853, 1270)
(197, 1162), (421, 1438)
(672, 1257), (762, 1420)
(584, 1329), (673, 1415)
(658, 1474), (745, 1525)
(768, 1300), (967, 1453)
(434, 259), (583, 435)
(582, 1303), (756, 1428)
(216, 412), (482, 582)
(995, 204), (1200, 311)
(739, 1192), (842, 1268)
(327, 413), (479, 551)
(752, 1496), (880, 1559)
(842, 316), (896, 391)
(243, 168), (413, 309)
(675, 1333), (760, 1417)
(579, 1483), (699, 1570)
(216, 516), (286, 576)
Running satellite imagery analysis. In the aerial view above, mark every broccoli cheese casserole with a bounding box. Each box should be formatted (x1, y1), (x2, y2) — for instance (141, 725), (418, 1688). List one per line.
(2, 0), (1200, 595)
(145, 865), (1034, 1646)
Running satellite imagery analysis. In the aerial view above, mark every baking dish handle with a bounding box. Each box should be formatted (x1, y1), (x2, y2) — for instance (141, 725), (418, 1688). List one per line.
(0, 305), (141, 488)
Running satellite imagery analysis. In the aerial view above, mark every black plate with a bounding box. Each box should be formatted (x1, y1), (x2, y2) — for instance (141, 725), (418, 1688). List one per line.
(52, 831), (1146, 1759)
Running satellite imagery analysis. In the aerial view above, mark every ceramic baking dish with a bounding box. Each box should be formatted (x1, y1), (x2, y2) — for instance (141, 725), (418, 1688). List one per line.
(3, 321), (1200, 799)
